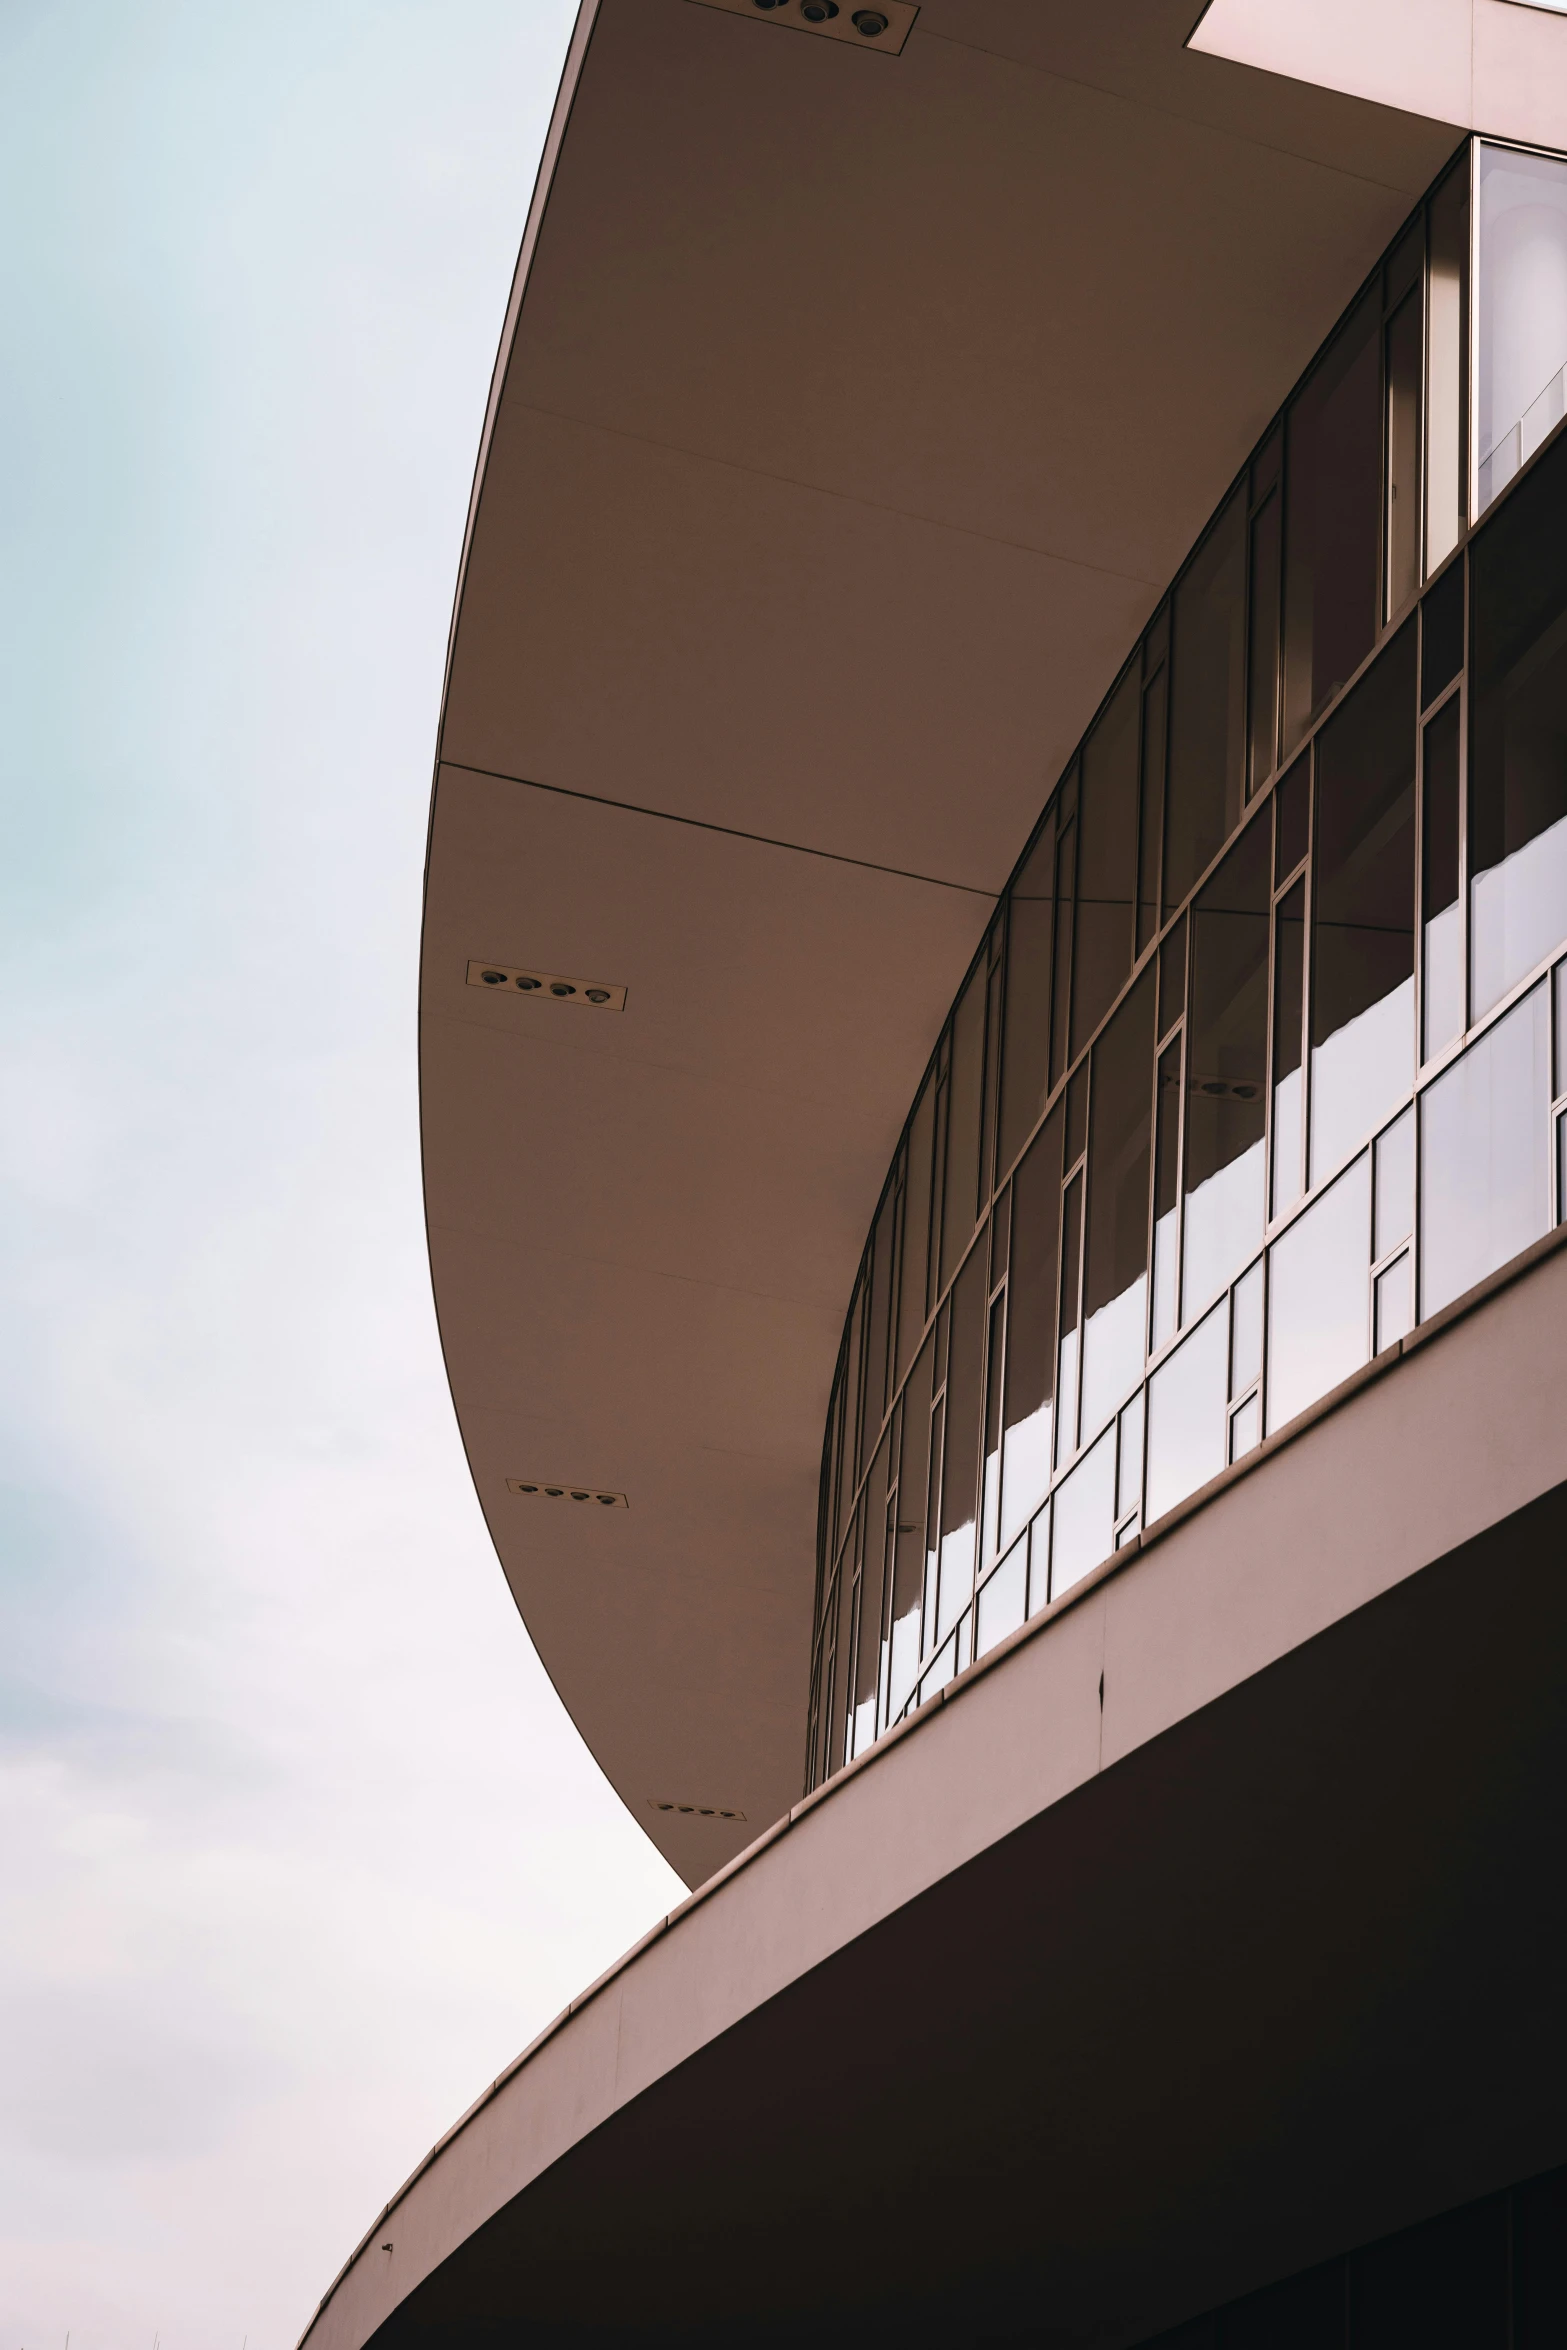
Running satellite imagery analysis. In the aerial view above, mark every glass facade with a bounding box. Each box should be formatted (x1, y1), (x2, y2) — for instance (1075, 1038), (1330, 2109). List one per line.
(807, 140), (1567, 1795)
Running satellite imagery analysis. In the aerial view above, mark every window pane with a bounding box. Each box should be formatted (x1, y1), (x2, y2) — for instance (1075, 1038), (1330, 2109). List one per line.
(887, 1338), (933, 1720)
(1145, 1300), (1227, 1524)
(937, 1245), (986, 1642)
(852, 1432), (891, 1756)
(1266, 1151), (1370, 1435)
(1385, 285), (1422, 619)
(1420, 981), (1550, 1317)
(979, 1292), (1005, 1578)
(1426, 157), (1469, 572)
(1117, 1388), (1145, 1524)
(941, 961), (988, 1288)
(1050, 802), (1077, 1089)
(1000, 1106), (1062, 1548)
(859, 1178), (896, 1474)
(1477, 141), (1567, 516)
(1470, 428), (1567, 1020)
(1274, 749), (1309, 883)
(1310, 624), (1417, 1184)
(998, 815), (1054, 1179)
(1139, 659), (1168, 953)
(1248, 488), (1282, 790)
(1374, 1251), (1412, 1351)
(1056, 1170), (1083, 1464)
(1050, 1424), (1115, 1598)
(1374, 1105), (1415, 1260)
(1166, 484), (1247, 909)
(1423, 695), (1464, 1059)
(1151, 1036), (1182, 1352)
(1158, 911), (1187, 1036)
(1183, 813), (1270, 1318)
(1073, 664), (1140, 1056)
(976, 1536), (1027, 1660)
(1081, 967), (1155, 1438)
(898, 1069), (935, 1381)
(1422, 561), (1464, 708)
(1230, 1258), (1263, 1397)
(1284, 286), (1382, 749)
(1271, 878), (1306, 1219)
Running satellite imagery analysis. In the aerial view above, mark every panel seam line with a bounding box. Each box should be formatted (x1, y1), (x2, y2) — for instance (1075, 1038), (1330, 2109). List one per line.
(438, 759), (1003, 897)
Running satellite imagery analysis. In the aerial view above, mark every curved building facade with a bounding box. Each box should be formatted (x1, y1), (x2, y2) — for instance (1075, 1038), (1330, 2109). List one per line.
(808, 135), (1567, 1790)
(302, 9), (1567, 2346)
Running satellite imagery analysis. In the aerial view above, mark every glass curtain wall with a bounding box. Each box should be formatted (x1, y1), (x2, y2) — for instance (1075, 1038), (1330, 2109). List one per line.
(806, 138), (1567, 1796)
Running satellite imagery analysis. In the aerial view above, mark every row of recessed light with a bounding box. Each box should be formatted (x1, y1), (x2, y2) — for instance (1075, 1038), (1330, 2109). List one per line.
(507, 1478), (628, 1508)
(650, 1800), (748, 1821)
(465, 958), (626, 1010)
(753, 0), (890, 26)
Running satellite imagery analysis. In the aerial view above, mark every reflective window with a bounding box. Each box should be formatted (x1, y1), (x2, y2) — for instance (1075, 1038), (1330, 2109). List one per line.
(999, 1107), (1062, 1550)
(1050, 1423), (1115, 1597)
(1421, 981), (1550, 1317)
(1310, 624), (1416, 1183)
(975, 1536), (1027, 1660)
(1145, 1301), (1227, 1525)
(1422, 695), (1464, 1059)
(1426, 157), (1469, 572)
(936, 1248), (986, 1644)
(1183, 813), (1269, 1317)
(886, 1338), (933, 1721)
(1477, 142), (1567, 515)
(1266, 1152), (1370, 1435)
(810, 138), (1567, 1790)
(1081, 969), (1155, 1439)
(1470, 428), (1567, 1019)
(1271, 877), (1306, 1219)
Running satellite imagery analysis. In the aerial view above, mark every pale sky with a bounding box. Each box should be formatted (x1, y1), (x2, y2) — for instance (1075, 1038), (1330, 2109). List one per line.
(0, 6), (685, 2342)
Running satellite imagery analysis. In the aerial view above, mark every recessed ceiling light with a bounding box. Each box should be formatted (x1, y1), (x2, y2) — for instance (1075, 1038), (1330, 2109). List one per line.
(467, 959), (626, 1011)
(684, 0), (916, 54)
(508, 1479), (628, 1509)
(649, 1799), (748, 1821)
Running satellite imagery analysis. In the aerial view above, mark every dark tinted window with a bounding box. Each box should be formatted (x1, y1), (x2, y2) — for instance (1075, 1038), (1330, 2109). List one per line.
(1183, 812), (1270, 1316)
(1167, 484), (1247, 909)
(1081, 967), (1155, 1435)
(1284, 285), (1382, 747)
(998, 815), (1054, 1178)
(999, 1106), (1063, 1549)
(1421, 559), (1464, 706)
(941, 960), (988, 1288)
(1310, 624), (1417, 1184)
(1470, 428), (1567, 1018)
(1074, 665), (1140, 1055)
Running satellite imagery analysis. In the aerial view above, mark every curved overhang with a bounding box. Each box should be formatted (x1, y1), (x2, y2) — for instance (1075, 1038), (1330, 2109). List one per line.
(422, 0), (1466, 1880)
(305, 1238), (1567, 2347)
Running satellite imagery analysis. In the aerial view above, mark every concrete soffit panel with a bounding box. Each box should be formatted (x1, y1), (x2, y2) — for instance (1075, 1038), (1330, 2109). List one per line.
(423, 0), (1467, 1883)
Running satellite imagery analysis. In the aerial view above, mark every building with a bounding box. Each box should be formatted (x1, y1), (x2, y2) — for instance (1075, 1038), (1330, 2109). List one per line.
(301, 3), (1567, 2342)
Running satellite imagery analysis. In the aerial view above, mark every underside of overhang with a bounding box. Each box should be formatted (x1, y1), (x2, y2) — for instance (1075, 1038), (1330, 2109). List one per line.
(421, 0), (1463, 1878)
(373, 1472), (1567, 2345)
